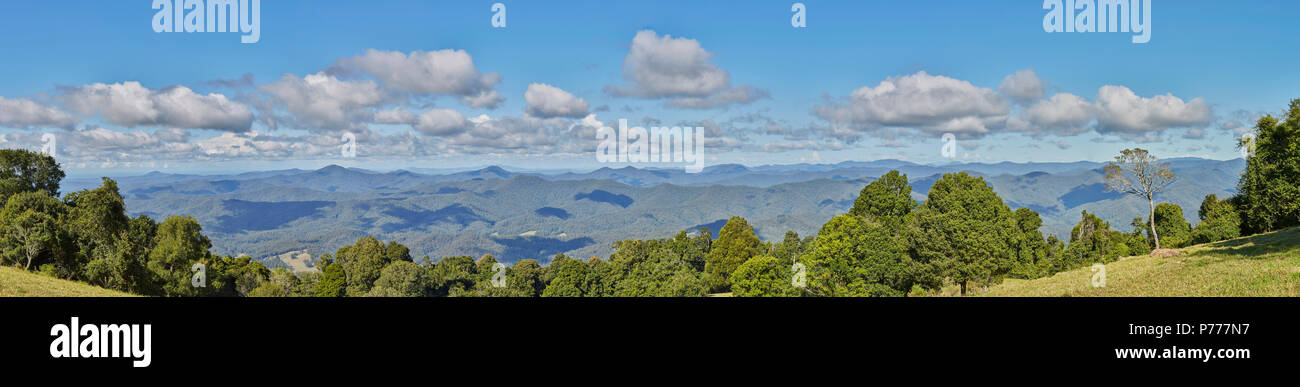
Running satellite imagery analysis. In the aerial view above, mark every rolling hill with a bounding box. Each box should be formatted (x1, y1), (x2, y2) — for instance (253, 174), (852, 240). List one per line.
(0, 266), (136, 297)
(979, 227), (1300, 297)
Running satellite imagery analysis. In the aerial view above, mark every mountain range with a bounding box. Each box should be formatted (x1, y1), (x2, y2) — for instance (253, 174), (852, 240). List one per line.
(62, 158), (1246, 270)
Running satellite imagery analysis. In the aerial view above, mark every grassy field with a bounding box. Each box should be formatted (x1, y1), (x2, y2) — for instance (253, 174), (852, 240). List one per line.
(980, 227), (1300, 297)
(0, 266), (136, 297)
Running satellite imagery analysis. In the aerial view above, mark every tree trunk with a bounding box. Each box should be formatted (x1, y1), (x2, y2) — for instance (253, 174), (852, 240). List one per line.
(1148, 198), (1160, 250)
(959, 280), (967, 296)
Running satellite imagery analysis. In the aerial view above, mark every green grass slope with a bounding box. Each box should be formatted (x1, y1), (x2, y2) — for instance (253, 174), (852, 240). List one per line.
(0, 266), (136, 297)
(982, 227), (1300, 297)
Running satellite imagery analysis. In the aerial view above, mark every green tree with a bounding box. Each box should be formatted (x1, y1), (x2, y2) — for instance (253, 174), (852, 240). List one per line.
(83, 215), (158, 295)
(67, 178), (132, 282)
(314, 258), (346, 297)
(147, 215), (212, 297)
(1151, 203), (1192, 248)
(0, 191), (72, 274)
(702, 216), (762, 292)
(908, 172), (1017, 295)
(849, 170), (916, 228)
(803, 214), (912, 297)
(770, 231), (805, 264)
(1007, 208), (1051, 279)
(1063, 211), (1130, 269)
(249, 268), (299, 297)
(1235, 99), (1300, 234)
(542, 255), (593, 297)
(434, 255), (479, 296)
(507, 259), (544, 297)
(731, 255), (799, 297)
(0, 149), (64, 203)
(333, 236), (397, 296)
(368, 261), (433, 297)
(1192, 194), (1241, 244)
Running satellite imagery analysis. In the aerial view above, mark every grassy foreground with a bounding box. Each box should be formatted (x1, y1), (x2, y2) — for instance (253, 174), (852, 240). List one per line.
(981, 227), (1300, 297)
(0, 266), (135, 297)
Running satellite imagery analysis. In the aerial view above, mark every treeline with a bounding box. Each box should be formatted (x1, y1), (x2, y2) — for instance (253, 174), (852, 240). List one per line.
(0, 149), (268, 296)
(3, 99), (1297, 297)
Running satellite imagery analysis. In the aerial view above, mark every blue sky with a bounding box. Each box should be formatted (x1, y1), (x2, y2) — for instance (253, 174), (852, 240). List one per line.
(0, 0), (1295, 175)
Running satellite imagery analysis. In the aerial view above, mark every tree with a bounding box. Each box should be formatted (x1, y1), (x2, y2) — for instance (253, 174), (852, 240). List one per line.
(66, 178), (132, 282)
(1151, 203), (1192, 248)
(84, 216), (159, 295)
(1192, 194), (1241, 244)
(731, 256), (799, 297)
(333, 236), (397, 296)
(0, 149), (64, 203)
(603, 238), (706, 297)
(803, 214), (912, 297)
(249, 268), (299, 297)
(702, 216), (763, 292)
(849, 170), (916, 228)
(507, 259), (544, 297)
(433, 255), (478, 296)
(314, 258), (346, 297)
(1235, 99), (1300, 234)
(1008, 208), (1051, 279)
(368, 261), (433, 297)
(1063, 211), (1131, 268)
(1103, 148), (1176, 249)
(0, 191), (70, 273)
(542, 255), (593, 297)
(908, 172), (1017, 295)
(770, 231), (805, 264)
(147, 215), (212, 297)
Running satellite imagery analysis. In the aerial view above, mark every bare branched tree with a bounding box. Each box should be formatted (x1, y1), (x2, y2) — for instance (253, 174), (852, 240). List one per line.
(1103, 148), (1176, 249)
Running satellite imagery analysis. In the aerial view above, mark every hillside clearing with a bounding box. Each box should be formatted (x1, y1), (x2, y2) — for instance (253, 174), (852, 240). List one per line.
(0, 266), (136, 297)
(979, 227), (1300, 297)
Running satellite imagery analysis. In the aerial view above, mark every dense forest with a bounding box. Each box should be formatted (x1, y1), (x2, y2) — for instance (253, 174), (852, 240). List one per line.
(2, 99), (1297, 297)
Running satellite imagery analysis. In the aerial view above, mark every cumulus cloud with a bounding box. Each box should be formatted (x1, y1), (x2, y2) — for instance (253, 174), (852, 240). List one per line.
(412, 109), (468, 136)
(1007, 92), (1096, 136)
(1094, 85), (1213, 136)
(524, 83), (590, 118)
(604, 30), (766, 109)
(259, 73), (385, 131)
(61, 82), (253, 131)
(813, 71), (1010, 140)
(0, 97), (77, 129)
(999, 69), (1047, 102)
(332, 49), (504, 109)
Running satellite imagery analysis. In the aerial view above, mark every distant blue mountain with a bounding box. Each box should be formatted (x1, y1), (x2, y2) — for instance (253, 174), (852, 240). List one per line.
(106, 158), (1245, 265)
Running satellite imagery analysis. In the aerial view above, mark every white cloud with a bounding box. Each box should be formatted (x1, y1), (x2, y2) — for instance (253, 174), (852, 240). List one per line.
(605, 30), (766, 109)
(0, 97), (77, 129)
(259, 73), (384, 131)
(524, 83), (590, 118)
(61, 82), (253, 131)
(999, 69), (1047, 102)
(1094, 85), (1212, 136)
(332, 49), (504, 109)
(413, 109), (468, 136)
(1007, 92), (1096, 136)
(813, 71), (1010, 140)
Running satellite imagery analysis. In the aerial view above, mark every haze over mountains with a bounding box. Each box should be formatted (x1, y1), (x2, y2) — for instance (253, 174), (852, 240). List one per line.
(63, 158), (1246, 270)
